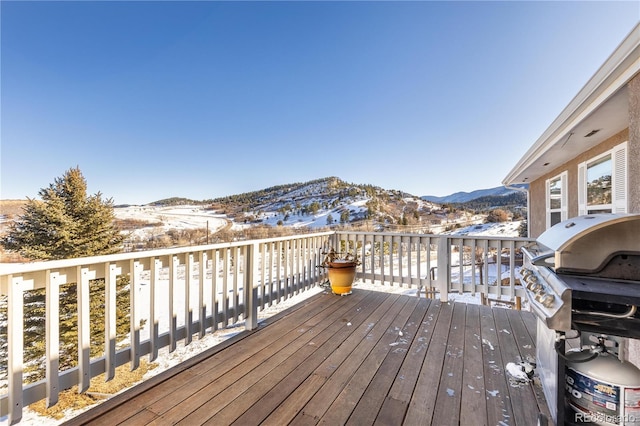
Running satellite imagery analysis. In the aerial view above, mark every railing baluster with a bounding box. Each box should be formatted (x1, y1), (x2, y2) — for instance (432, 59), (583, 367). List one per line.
(245, 243), (258, 330)
(234, 247), (241, 324)
(222, 248), (229, 327)
(470, 239), (477, 294)
(260, 242), (267, 308)
(509, 240), (516, 298)
(7, 274), (24, 423)
(45, 270), (60, 407)
(284, 241), (290, 299)
(149, 258), (159, 361)
(415, 236), (421, 288)
(198, 251), (206, 339)
(185, 253), (192, 345)
(78, 266), (91, 392)
(105, 263), (117, 380)
(458, 239), (464, 294)
(129, 261), (140, 371)
(212, 249), (219, 332)
(169, 255), (178, 352)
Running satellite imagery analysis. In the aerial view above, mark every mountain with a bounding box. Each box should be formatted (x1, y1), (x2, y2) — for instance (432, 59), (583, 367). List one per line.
(421, 184), (528, 204)
(204, 176), (441, 229)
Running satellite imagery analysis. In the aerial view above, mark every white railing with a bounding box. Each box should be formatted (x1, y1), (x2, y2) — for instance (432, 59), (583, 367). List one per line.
(334, 231), (533, 300)
(0, 231), (333, 424)
(0, 230), (532, 424)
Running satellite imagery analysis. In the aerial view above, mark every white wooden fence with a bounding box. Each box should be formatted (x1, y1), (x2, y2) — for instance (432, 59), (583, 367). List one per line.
(0, 230), (531, 423)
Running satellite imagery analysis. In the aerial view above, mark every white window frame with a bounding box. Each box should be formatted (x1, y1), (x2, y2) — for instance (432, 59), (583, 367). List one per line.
(546, 171), (568, 228)
(578, 141), (627, 215)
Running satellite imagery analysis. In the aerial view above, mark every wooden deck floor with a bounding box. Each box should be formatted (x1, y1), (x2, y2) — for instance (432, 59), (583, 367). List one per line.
(63, 288), (550, 426)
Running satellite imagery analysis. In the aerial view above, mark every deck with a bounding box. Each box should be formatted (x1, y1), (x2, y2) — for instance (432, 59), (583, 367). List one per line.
(63, 289), (550, 425)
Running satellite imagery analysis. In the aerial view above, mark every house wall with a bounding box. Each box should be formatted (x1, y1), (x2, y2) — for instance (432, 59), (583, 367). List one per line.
(529, 128), (630, 237)
(529, 73), (640, 238)
(528, 73), (640, 368)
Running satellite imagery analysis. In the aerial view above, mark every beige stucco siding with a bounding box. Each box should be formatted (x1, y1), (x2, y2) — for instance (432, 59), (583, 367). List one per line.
(529, 128), (632, 237)
(528, 74), (640, 238)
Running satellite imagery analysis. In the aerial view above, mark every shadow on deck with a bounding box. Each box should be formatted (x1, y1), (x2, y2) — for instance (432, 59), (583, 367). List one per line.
(63, 289), (550, 425)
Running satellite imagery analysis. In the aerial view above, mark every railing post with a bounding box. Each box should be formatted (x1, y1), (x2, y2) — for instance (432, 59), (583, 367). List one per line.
(245, 242), (259, 331)
(437, 236), (450, 302)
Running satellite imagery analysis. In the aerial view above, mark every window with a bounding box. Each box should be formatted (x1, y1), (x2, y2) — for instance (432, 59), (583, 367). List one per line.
(546, 171), (567, 228)
(578, 141), (627, 215)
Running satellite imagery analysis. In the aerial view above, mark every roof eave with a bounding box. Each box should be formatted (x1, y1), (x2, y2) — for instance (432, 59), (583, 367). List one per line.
(503, 22), (640, 186)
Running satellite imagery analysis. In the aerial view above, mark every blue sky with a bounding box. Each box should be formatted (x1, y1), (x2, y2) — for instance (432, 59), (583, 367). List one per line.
(2, 1), (638, 205)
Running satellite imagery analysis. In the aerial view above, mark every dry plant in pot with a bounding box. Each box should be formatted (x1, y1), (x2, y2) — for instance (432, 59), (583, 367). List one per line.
(320, 247), (361, 295)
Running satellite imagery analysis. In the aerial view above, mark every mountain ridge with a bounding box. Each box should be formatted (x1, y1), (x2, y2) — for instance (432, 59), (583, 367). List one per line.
(421, 184), (528, 204)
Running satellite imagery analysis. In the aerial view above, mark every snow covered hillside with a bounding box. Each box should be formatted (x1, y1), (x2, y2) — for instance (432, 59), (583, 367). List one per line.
(113, 177), (526, 241)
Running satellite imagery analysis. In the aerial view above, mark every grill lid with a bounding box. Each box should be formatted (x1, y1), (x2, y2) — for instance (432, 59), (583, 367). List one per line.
(536, 213), (640, 274)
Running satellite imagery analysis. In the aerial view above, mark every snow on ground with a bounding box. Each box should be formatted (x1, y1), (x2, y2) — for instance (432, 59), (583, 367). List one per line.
(255, 198), (369, 229)
(444, 220), (524, 237)
(113, 205), (229, 240)
(114, 203), (523, 237)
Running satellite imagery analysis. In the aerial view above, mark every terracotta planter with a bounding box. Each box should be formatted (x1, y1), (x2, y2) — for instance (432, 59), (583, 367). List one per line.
(326, 260), (357, 295)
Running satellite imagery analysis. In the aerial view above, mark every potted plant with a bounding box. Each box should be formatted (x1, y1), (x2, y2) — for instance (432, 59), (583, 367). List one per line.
(320, 247), (361, 295)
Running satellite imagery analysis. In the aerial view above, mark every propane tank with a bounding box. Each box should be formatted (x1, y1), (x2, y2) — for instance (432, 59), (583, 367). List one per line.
(565, 347), (640, 426)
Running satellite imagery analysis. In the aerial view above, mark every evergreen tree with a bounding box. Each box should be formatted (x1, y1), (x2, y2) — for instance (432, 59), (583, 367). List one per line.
(1, 167), (124, 260)
(340, 210), (350, 224)
(0, 167), (131, 385)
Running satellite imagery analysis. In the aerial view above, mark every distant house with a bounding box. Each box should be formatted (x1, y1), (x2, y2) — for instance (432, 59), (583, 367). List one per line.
(503, 23), (640, 238)
(503, 23), (640, 366)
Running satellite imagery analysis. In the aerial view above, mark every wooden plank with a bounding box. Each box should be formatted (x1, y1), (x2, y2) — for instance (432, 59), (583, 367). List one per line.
(375, 298), (440, 425)
(459, 303), (488, 426)
(181, 292), (394, 425)
(479, 305), (514, 426)
(260, 373), (326, 426)
(232, 294), (411, 425)
(506, 309), (552, 422)
(117, 408), (160, 426)
(317, 296), (418, 424)
(493, 307), (540, 425)
(343, 297), (429, 425)
(431, 302), (466, 426)
(403, 301), (455, 425)
(505, 309), (536, 364)
(521, 306), (538, 339)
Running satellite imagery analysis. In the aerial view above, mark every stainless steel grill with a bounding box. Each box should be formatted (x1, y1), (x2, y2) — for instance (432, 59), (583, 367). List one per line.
(520, 214), (640, 425)
(521, 213), (640, 338)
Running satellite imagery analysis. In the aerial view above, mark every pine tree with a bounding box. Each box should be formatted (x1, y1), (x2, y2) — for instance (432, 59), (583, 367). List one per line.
(1, 167), (131, 385)
(1, 166), (123, 260)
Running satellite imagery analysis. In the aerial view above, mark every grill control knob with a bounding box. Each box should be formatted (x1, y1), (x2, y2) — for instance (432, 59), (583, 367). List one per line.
(535, 292), (554, 307)
(527, 282), (542, 292)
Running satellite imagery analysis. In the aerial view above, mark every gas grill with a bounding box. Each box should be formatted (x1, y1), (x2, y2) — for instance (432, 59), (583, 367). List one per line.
(520, 214), (640, 425)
